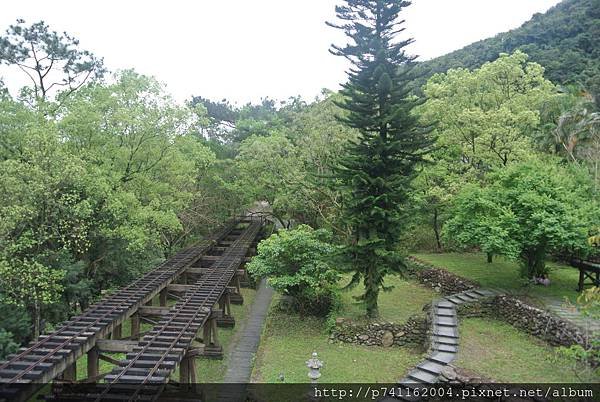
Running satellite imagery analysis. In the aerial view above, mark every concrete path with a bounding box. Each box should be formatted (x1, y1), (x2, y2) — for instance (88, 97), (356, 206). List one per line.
(542, 297), (600, 336)
(217, 278), (274, 401)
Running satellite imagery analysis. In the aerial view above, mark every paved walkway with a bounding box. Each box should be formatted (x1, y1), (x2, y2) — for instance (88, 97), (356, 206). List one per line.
(542, 296), (600, 336)
(217, 278), (274, 401)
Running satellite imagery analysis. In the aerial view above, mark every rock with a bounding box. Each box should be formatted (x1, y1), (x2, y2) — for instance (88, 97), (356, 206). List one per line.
(440, 366), (457, 381)
(381, 330), (394, 347)
(358, 334), (369, 341)
(335, 317), (346, 325)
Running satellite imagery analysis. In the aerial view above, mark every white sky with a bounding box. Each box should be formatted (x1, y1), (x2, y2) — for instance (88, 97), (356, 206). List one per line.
(0, 0), (561, 105)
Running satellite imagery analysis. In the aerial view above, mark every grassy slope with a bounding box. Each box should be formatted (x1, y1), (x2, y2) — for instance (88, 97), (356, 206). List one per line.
(251, 299), (423, 383)
(457, 318), (583, 382)
(413, 252), (580, 303)
(339, 275), (436, 323)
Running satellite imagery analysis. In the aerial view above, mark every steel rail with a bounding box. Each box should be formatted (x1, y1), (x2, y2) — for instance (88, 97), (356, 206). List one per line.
(86, 219), (261, 401)
(0, 219), (239, 401)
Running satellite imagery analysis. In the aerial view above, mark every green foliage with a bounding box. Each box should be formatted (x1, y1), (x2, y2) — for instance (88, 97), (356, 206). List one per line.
(0, 62), (239, 339)
(416, 0), (600, 88)
(0, 329), (18, 360)
(247, 225), (339, 316)
(0, 19), (104, 104)
(328, 0), (433, 317)
(420, 51), (557, 174)
(234, 92), (356, 233)
(444, 158), (595, 278)
(555, 287), (600, 381)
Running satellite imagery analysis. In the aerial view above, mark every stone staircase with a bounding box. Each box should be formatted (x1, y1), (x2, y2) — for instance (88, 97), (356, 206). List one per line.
(542, 296), (600, 337)
(381, 288), (500, 402)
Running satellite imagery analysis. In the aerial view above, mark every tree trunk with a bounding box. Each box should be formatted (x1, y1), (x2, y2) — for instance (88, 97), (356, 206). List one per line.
(433, 208), (442, 251)
(487, 252), (493, 263)
(364, 266), (380, 318)
(32, 303), (41, 339)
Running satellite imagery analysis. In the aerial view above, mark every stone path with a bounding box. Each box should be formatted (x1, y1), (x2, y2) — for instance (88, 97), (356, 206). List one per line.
(542, 296), (600, 336)
(217, 278), (274, 402)
(382, 288), (500, 402)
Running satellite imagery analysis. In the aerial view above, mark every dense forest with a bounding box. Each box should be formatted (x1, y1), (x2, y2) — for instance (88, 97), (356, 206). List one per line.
(415, 0), (600, 90)
(0, 0), (599, 357)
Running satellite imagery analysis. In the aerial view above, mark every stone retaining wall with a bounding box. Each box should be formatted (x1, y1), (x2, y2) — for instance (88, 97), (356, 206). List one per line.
(330, 315), (429, 348)
(408, 256), (478, 294)
(457, 295), (589, 347)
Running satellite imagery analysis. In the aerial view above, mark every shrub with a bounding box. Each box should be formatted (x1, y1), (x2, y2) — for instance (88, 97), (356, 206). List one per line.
(247, 224), (339, 316)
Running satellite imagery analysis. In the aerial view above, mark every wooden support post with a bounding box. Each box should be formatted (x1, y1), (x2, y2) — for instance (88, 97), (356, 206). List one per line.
(180, 355), (190, 385)
(201, 317), (223, 359)
(211, 317), (219, 346)
(112, 324), (122, 340)
(87, 347), (99, 379)
(578, 268), (585, 292)
(62, 362), (76, 381)
(217, 293), (234, 328)
(131, 313), (140, 339)
(160, 288), (168, 307)
(228, 284), (243, 305)
(189, 357), (197, 387)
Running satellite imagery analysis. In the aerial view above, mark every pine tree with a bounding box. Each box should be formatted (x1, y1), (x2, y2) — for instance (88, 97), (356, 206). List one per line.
(328, 0), (433, 317)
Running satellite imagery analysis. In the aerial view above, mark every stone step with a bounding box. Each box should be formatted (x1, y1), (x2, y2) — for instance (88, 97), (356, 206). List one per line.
(444, 296), (464, 305)
(407, 368), (439, 383)
(454, 293), (478, 302)
(463, 291), (483, 299)
(433, 316), (457, 326)
(431, 335), (459, 345)
(432, 326), (458, 338)
(417, 360), (447, 375)
(435, 300), (455, 309)
(434, 310), (456, 318)
(428, 351), (456, 365)
(433, 343), (458, 353)
(472, 289), (497, 297)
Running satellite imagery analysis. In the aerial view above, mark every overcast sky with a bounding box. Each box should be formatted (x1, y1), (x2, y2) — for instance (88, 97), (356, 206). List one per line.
(0, 0), (561, 105)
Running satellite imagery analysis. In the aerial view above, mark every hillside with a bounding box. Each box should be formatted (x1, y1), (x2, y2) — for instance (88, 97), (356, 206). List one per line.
(415, 0), (600, 87)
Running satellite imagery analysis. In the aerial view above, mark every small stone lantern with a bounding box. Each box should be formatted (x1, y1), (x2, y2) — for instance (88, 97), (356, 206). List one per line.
(306, 351), (323, 383)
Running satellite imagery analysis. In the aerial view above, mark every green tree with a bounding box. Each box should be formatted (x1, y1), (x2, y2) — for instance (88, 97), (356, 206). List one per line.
(328, 0), (433, 317)
(444, 158), (594, 279)
(0, 19), (104, 106)
(415, 52), (559, 253)
(0, 259), (64, 338)
(247, 225), (339, 316)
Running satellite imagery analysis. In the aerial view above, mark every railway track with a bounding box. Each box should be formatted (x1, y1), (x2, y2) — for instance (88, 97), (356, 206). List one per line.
(48, 218), (262, 401)
(0, 219), (241, 402)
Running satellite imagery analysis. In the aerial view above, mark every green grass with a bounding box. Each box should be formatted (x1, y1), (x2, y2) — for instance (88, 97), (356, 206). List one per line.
(251, 296), (423, 384)
(413, 252), (580, 303)
(339, 275), (436, 323)
(456, 318), (586, 382)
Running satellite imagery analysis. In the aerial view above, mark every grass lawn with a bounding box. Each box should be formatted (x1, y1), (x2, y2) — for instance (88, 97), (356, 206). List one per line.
(413, 252), (581, 303)
(338, 275), (436, 323)
(251, 296), (424, 384)
(456, 318), (589, 382)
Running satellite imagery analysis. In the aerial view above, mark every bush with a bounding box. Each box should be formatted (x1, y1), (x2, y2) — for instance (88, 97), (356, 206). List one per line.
(247, 225), (339, 317)
(0, 329), (18, 360)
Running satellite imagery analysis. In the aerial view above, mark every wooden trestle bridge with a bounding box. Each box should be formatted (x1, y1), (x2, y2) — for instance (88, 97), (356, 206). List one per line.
(0, 214), (265, 402)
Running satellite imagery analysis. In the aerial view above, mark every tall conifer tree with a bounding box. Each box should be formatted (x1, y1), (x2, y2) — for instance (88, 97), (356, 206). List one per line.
(328, 0), (433, 317)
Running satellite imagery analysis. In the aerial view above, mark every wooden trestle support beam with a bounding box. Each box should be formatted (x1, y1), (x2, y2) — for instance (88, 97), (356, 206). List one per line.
(0, 217), (261, 402)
